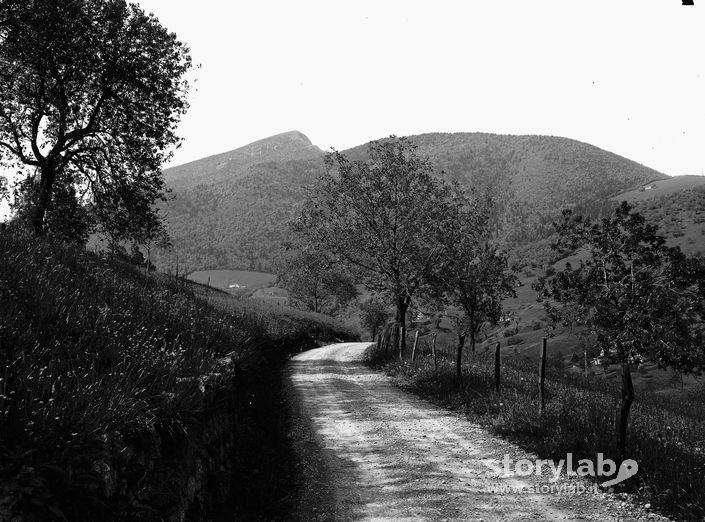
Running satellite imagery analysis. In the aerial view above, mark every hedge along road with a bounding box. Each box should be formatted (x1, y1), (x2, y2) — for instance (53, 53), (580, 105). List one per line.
(286, 342), (669, 521)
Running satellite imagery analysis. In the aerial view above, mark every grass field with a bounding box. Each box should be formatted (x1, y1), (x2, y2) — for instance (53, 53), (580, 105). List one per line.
(612, 175), (705, 203)
(186, 269), (278, 295)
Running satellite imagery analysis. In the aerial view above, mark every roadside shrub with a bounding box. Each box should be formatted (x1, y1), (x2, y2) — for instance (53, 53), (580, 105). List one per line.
(502, 327), (519, 338)
(505, 335), (523, 346)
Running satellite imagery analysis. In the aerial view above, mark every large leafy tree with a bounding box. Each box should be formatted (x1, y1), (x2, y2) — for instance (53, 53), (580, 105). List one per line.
(443, 240), (517, 381)
(0, 0), (191, 239)
(534, 202), (705, 454)
(292, 136), (472, 352)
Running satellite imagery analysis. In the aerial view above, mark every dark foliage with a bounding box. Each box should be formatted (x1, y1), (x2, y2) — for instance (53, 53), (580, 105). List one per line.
(0, 0), (190, 242)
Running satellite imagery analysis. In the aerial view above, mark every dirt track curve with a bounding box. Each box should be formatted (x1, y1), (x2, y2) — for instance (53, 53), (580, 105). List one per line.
(286, 342), (668, 521)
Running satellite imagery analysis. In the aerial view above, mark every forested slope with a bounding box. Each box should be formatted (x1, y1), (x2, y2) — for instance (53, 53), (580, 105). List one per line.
(157, 131), (668, 272)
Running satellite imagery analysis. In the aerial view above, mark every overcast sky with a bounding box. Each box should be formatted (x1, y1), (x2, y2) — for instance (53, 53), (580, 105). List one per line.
(0, 1), (703, 220)
(136, 0), (704, 176)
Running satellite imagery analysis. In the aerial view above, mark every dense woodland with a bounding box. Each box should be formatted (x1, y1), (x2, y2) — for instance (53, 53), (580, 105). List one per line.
(156, 131), (668, 274)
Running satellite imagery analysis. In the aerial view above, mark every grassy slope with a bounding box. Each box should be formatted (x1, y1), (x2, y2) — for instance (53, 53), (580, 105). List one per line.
(0, 226), (355, 520)
(185, 269), (278, 296)
(612, 175), (705, 203)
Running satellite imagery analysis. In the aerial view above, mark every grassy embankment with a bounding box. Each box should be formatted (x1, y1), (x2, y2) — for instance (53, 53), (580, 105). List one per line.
(368, 332), (705, 521)
(0, 226), (355, 520)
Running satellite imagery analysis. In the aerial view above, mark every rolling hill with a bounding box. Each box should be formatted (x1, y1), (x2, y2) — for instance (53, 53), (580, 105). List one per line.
(155, 131), (670, 273)
(610, 175), (705, 257)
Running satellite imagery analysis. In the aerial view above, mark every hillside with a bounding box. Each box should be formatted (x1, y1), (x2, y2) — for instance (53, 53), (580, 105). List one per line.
(378, 133), (668, 250)
(161, 155), (324, 271)
(156, 131), (668, 273)
(0, 225), (355, 520)
(165, 130), (322, 190)
(611, 176), (705, 257)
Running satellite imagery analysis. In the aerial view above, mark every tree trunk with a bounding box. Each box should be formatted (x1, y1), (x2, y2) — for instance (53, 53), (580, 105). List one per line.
(494, 342), (501, 392)
(395, 297), (409, 355)
(456, 332), (466, 382)
(33, 161), (57, 234)
(470, 317), (477, 355)
(431, 333), (438, 380)
(616, 363), (634, 457)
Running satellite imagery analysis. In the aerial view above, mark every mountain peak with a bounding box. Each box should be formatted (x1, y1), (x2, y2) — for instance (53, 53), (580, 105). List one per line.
(271, 130), (313, 145)
(165, 131), (321, 189)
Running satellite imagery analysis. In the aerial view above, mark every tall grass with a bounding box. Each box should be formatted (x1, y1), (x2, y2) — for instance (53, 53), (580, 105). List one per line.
(369, 337), (705, 521)
(0, 226), (355, 519)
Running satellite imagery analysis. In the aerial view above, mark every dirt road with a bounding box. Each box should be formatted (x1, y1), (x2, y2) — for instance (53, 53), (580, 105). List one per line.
(287, 342), (667, 521)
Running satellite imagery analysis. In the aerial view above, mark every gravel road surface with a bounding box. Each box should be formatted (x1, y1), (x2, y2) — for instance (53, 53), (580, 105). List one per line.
(286, 342), (667, 521)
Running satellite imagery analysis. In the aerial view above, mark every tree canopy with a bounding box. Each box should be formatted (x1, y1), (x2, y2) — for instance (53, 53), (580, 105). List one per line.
(359, 297), (389, 341)
(441, 239), (517, 380)
(534, 202), (705, 452)
(0, 0), (191, 241)
(280, 246), (357, 314)
(292, 136), (475, 351)
(535, 202), (705, 372)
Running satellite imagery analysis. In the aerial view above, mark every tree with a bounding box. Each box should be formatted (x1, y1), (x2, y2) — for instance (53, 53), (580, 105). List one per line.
(280, 247), (357, 314)
(443, 241), (517, 381)
(292, 136), (473, 353)
(359, 297), (389, 341)
(533, 202), (705, 454)
(0, 0), (191, 240)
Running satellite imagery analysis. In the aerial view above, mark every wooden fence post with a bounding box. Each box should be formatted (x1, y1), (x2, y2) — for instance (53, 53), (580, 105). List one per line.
(389, 325), (395, 356)
(584, 350), (588, 379)
(617, 363), (634, 457)
(494, 342), (501, 393)
(539, 337), (547, 412)
(399, 325), (405, 360)
(411, 330), (420, 362)
(431, 333), (438, 377)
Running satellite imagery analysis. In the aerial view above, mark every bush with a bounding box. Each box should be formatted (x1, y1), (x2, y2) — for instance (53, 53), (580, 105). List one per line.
(505, 334), (523, 346)
(502, 327), (519, 338)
